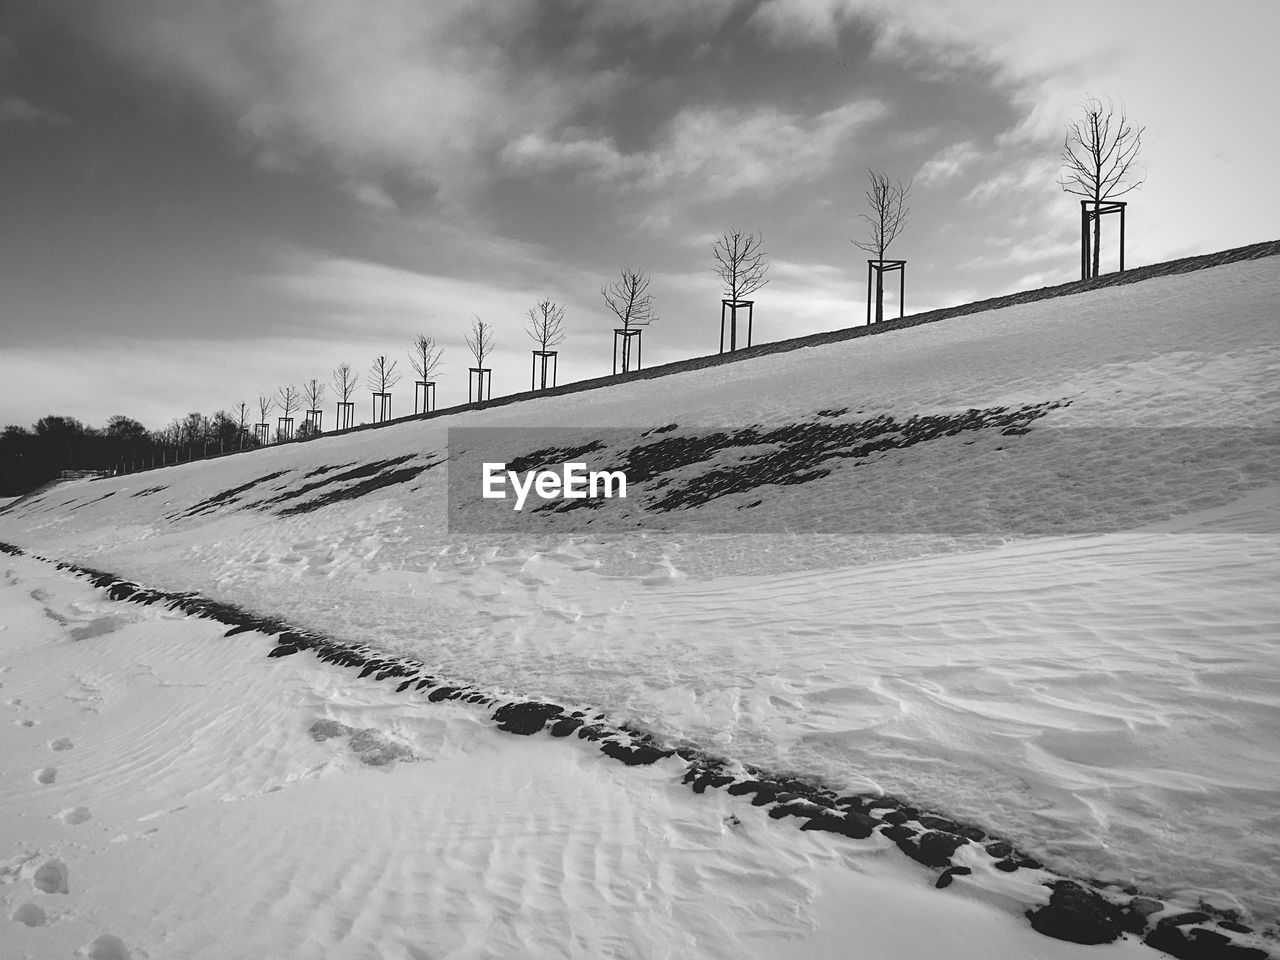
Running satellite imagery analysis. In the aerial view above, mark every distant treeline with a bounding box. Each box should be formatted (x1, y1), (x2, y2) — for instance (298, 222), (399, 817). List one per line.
(0, 412), (266, 497)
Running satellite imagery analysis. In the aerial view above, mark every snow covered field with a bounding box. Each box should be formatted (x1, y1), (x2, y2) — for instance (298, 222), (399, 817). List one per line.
(3, 253), (1279, 956)
(1, 551), (1168, 959)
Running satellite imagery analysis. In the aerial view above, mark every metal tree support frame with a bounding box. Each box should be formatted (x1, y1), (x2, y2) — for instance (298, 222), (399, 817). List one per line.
(305, 409), (323, 433)
(254, 423), (270, 445)
(276, 417), (295, 442)
(613, 329), (642, 374)
(531, 351), (558, 391)
(720, 300), (755, 353)
(468, 368), (492, 404)
(414, 381), (436, 415)
(371, 392), (392, 424)
(336, 401), (354, 431)
(866, 259), (906, 325)
(1081, 200), (1127, 280)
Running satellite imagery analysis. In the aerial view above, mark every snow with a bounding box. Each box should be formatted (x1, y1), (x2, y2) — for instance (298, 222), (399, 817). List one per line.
(3, 254), (1280, 954)
(0, 552), (1156, 959)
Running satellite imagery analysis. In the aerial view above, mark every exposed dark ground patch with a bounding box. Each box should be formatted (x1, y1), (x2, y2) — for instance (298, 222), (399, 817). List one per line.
(67, 491), (116, 512)
(276, 460), (441, 516)
(255, 455), (416, 508)
(507, 400), (1067, 517)
(248, 454), (437, 516)
(1, 538), (1272, 956)
(302, 462), (356, 479)
(130, 485), (168, 498)
(177, 470), (294, 519)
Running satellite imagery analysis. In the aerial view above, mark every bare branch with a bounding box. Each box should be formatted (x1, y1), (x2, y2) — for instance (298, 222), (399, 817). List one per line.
(713, 229), (769, 302)
(367, 356), (401, 394)
(851, 169), (911, 260)
(274, 385), (300, 418)
(330, 362), (357, 403)
(601, 268), (656, 329)
(1058, 95), (1145, 201)
(526, 299), (567, 350)
(302, 378), (326, 411)
(409, 335), (445, 381)
(465, 316), (495, 368)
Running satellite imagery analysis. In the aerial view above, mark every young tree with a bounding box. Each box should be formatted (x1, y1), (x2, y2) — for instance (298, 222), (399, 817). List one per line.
(367, 355), (401, 394)
(465, 316), (495, 368)
(713, 230), (769, 302)
(331, 361), (357, 428)
(302, 378), (327, 428)
(1060, 95), (1145, 278)
(275, 385), (300, 440)
(601, 268), (657, 330)
(409, 335), (445, 382)
(526, 299), (566, 351)
(367, 356), (401, 422)
(852, 169), (911, 324)
(331, 362), (357, 404)
(232, 402), (251, 448)
(257, 394), (272, 435)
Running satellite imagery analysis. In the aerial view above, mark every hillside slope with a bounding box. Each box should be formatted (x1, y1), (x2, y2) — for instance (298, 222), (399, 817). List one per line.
(3, 253), (1279, 927)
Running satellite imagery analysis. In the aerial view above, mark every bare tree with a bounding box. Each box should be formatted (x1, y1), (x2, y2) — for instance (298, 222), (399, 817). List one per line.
(409, 335), (445, 382)
(852, 169), (911, 324)
(257, 394), (272, 432)
(301, 379), (326, 434)
(465, 316), (495, 368)
(367, 356), (400, 422)
(526, 299), (566, 350)
(232, 401), (251, 448)
(275, 385), (300, 418)
(713, 230), (769, 302)
(303, 378), (326, 414)
(601, 268), (657, 330)
(1060, 95), (1145, 278)
(367, 355), (401, 394)
(331, 362), (357, 403)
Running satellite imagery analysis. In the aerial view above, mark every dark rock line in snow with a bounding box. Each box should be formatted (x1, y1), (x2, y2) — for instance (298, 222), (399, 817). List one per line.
(0, 539), (1272, 959)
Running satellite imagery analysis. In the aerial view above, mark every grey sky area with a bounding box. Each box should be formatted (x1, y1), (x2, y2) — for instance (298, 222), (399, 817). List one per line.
(2, 1), (1277, 428)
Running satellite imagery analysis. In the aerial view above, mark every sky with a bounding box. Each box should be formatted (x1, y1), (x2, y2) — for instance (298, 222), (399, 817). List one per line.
(2, 0), (1278, 431)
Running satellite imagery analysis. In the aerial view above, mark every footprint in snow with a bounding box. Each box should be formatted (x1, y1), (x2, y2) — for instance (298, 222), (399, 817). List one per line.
(79, 934), (132, 960)
(32, 858), (69, 894)
(59, 806), (92, 825)
(11, 901), (48, 927)
(50, 737), (73, 751)
(34, 766), (57, 784)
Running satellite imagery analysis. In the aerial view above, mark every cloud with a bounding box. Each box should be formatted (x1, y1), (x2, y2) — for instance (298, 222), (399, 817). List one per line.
(80, 0), (616, 197)
(916, 141), (981, 187)
(578, 0), (741, 39)
(0, 95), (69, 126)
(964, 157), (1060, 203)
(504, 99), (888, 201)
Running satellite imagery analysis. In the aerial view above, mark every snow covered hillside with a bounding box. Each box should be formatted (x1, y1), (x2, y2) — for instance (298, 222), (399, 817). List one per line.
(3, 253), (1279, 942)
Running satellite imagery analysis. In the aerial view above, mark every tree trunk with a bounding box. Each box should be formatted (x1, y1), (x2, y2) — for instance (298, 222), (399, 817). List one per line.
(875, 273), (884, 324)
(1092, 201), (1102, 278)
